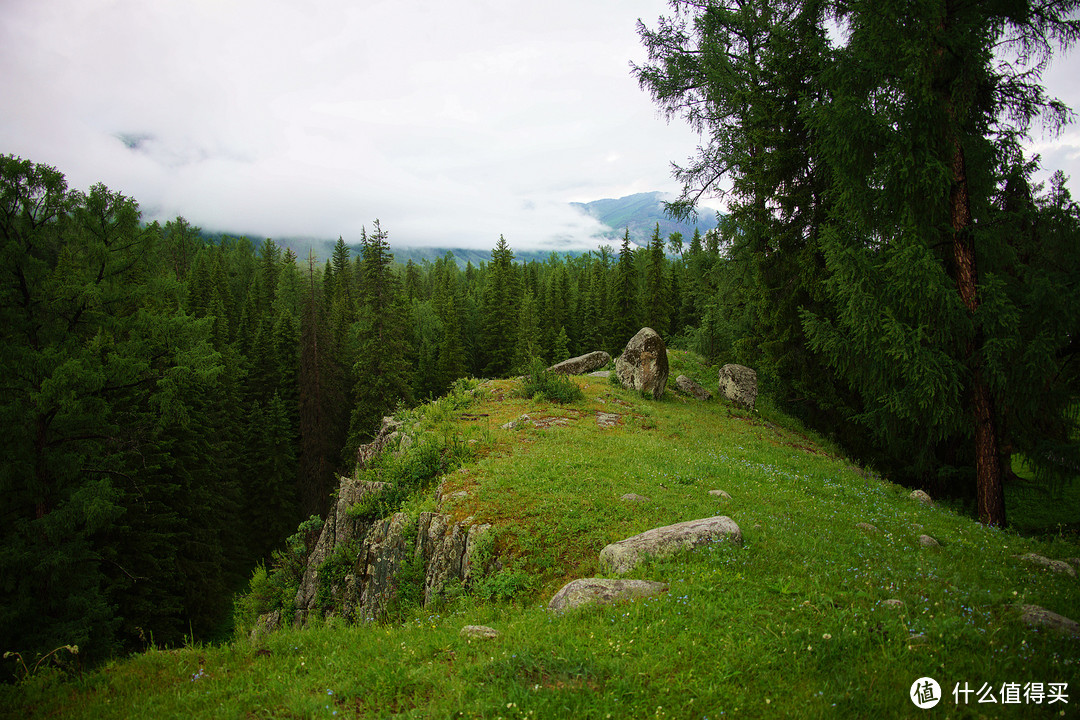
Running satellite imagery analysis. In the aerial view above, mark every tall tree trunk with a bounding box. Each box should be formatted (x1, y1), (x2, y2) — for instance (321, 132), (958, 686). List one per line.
(949, 136), (1006, 526)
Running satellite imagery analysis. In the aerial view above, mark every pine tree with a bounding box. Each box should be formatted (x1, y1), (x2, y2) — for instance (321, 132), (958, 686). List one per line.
(802, 0), (1079, 524)
(637, 0), (1080, 525)
(298, 251), (347, 519)
(645, 224), (671, 335)
(479, 235), (518, 376)
(346, 221), (413, 454)
(612, 229), (640, 348)
(552, 326), (571, 364)
(0, 157), (225, 661)
(512, 289), (542, 372)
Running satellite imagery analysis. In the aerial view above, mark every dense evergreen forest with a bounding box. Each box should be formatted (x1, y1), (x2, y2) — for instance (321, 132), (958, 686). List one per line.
(4, 0), (1080, 679)
(0, 152), (739, 669)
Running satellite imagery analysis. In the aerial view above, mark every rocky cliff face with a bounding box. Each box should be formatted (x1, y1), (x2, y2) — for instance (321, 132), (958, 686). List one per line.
(287, 419), (491, 629)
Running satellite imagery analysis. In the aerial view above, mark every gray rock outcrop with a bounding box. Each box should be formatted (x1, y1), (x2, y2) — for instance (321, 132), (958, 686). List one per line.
(1019, 553), (1078, 577)
(675, 375), (712, 401)
(597, 412), (620, 428)
(548, 351), (611, 375)
(294, 476), (391, 623)
(1020, 604), (1080, 638)
(548, 578), (669, 612)
(292, 509), (492, 628)
(500, 414), (532, 430)
(599, 515), (743, 574)
(917, 534), (940, 547)
(615, 328), (670, 399)
(288, 426), (494, 630)
(341, 512), (411, 622)
(416, 512), (491, 605)
(460, 625), (500, 639)
(718, 364), (757, 409)
(250, 609), (281, 642)
(357, 416), (409, 467)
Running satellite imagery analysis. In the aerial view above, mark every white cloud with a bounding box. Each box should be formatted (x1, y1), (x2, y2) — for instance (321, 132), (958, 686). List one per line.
(3, 0), (1075, 251)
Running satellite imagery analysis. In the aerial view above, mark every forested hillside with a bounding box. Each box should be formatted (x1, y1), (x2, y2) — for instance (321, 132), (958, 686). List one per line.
(0, 155), (737, 670)
(4, 0), (1080, 684)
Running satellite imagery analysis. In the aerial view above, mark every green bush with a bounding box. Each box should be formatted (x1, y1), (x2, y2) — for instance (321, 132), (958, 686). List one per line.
(233, 515), (323, 632)
(472, 567), (535, 602)
(517, 359), (584, 404)
(348, 432), (474, 523)
(315, 540), (360, 613)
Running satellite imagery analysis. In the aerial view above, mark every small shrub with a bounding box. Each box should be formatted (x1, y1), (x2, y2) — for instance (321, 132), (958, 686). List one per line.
(233, 564), (273, 631)
(517, 358), (584, 404)
(472, 567), (536, 603)
(315, 540), (360, 613)
(348, 432), (475, 523)
(233, 515), (323, 635)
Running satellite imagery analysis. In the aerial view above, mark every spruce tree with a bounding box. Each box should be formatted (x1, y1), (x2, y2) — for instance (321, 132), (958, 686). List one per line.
(612, 229), (640, 349)
(645, 223), (671, 335)
(479, 235), (518, 376)
(346, 221), (412, 454)
(0, 157), (225, 661)
(298, 252), (347, 519)
(512, 289), (542, 372)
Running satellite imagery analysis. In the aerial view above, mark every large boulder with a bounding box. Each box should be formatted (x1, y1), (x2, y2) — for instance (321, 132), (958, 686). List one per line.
(1020, 604), (1080, 638)
(615, 328), (669, 399)
(675, 375), (712, 401)
(548, 351), (610, 375)
(718, 364), (757, 409)
(600, 515), (743, 574)
(548, 578), (668, 612)
(1018, 553), (1078, 577)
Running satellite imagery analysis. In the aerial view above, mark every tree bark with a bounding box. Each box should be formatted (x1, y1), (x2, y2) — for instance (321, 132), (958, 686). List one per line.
(949, 135), (1006, 526)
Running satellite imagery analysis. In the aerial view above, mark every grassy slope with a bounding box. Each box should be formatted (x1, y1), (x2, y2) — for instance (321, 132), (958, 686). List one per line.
(4, 351), (1078, 719)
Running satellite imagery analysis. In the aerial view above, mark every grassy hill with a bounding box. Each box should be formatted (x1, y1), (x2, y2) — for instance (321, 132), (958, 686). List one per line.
(3, 351), (1078, 718)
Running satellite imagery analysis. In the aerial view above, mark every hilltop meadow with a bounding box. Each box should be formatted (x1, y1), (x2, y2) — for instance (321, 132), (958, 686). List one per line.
(3, 352), (1078, 718)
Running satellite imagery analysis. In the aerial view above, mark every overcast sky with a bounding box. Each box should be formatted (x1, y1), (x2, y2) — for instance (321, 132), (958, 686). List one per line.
(2, 1), (1078, 251)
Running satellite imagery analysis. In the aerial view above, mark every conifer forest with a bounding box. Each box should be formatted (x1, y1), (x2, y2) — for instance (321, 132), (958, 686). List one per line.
(3, 0), (1080, 677)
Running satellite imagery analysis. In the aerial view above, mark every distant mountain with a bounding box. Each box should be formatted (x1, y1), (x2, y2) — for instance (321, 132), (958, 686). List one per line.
(387, 246), (575, 268)
(195, 191), (719, 267)
(570, 191), (721, 247)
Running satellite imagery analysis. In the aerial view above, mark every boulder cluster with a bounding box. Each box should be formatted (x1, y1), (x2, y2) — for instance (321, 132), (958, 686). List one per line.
(548, 510), (744, 612)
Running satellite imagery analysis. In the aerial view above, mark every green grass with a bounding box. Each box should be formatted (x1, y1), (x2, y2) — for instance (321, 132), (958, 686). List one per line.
(4, 351), (1078, 718)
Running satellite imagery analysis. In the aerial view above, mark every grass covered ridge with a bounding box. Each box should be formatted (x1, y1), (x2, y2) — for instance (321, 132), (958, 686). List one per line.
(4, 350), (1078, 718)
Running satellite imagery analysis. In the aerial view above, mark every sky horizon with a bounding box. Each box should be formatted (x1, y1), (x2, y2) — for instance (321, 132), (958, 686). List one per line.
(3, 0), (1078, 251)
